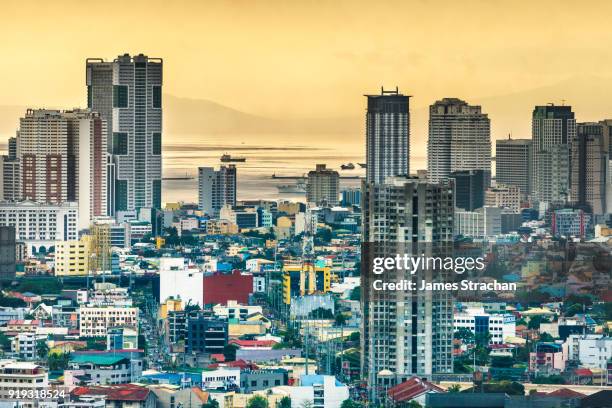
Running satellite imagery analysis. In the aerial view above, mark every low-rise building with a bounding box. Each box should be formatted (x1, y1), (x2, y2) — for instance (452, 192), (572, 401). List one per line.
(78, 306), (138, 337)
(0, 360), (49, 408)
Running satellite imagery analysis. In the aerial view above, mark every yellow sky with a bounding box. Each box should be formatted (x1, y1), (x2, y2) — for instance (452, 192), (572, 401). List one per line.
(2, 0), (612, 123)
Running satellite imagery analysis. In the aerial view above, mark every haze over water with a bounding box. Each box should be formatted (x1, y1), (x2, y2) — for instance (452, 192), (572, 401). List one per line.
(162, 134), (428, 204)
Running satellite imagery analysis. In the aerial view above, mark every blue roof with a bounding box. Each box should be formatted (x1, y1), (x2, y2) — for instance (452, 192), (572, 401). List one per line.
(300, 374), (344, 387)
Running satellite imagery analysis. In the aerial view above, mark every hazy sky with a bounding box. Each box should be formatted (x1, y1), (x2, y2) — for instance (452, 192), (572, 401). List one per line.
(2, 0), (612, 121)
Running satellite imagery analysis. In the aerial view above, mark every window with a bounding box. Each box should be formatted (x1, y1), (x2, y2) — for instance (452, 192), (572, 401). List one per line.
(113, 85), (128, 108)
(153, 133), (161, 155)
(113, 133), (128, 155)
(153, 86), (162, 108)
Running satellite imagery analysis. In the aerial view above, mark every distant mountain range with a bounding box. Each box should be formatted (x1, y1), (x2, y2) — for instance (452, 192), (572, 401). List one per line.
(1, 76), (612, 153)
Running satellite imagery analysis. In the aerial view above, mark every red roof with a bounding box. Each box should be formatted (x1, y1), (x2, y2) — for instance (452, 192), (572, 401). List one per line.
(387, 377), (445, 403)
(71, 384), (150, 401)
(547, 388), (586, 398)
(208, 359), (259, 370)
(229, 339), (277, 348)
(210, 353), (226, 362)
(574, 368), (593, 377)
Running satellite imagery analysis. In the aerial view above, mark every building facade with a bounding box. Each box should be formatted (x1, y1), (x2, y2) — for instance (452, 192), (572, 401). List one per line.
(428, 98), (491, 185)
(495, 138), (532, 197)
(87, 53), (163, 212)
(362, 177), (454, 388)
(306, 164), (339, 206)
(571, 122), (610, 215)
(485, 184), (521, 212)
(532, 105), (575, 205)
(0, 201), (78, 253)
(450, 169), (485, 211)
(198, 165), (237, 215)
(16, 109), (107, 229)
(365, 88), (410, 184)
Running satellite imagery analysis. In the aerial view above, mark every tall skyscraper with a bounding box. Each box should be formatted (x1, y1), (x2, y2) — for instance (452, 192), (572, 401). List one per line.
(362, 177), (454, 392)
(571, 123), (610, 215)
(16, 109), (108, 229)
(531, 105), (575, 205)
(306, 164), (339, 206)
(428, 98), (491, 185)
(450, 169), (485, 211)
(198, 165), (237, 215)
(87, 53), (163, 213)
(365, 88), (410, 184)
(495, 138), (532, 197)
(0, 144), (19, 202)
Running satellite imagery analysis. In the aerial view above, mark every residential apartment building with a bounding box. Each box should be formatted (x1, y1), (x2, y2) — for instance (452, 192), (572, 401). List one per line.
(87, 54), (163, 212)
(532, 105), (575, 205)
(428, 98), (491, 185)
(361, 177), (454, 387)
(78, 306), (139, 337)
(0, 360), (48, 408)
(198, 165), (237, 216)
(365, 88), (410, 184)
(16, 109), (107, 229)
(571, 122), (611, 215)
(306, 164), (340, 206)
(54, 235), (91, 276)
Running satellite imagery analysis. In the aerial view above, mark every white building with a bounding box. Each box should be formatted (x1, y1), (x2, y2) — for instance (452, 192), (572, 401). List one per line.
(0, 201), (78, 253)
(11, 332), (47, 360)
(213, 301), (262, 320)
(453, 306), (516, 345)
(281, 375), (349, 408)
(158, 257), (204, 306)
(567, 334), (612, 369)
(78, 305), (139, 337)
(454, 206), (502, 240)
(202, 367), (241, 391)
(0, 360), (48, 408)
(198, 165), (236, 215)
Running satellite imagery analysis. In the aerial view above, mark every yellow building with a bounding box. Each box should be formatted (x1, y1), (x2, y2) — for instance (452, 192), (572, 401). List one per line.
(90, 223), (112, 273)
(165, 202), (182, 211)
(207, 219), (239, 235)
(275, 216), (293, 240)
(278, 202), (303, 215)
(282, 262), (331, 304)
(54, 236), (91, 276)
(159, 297), (184, 319)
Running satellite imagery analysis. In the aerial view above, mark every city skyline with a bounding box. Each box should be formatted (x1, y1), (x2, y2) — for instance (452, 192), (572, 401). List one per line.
(4, 1), (612, 155)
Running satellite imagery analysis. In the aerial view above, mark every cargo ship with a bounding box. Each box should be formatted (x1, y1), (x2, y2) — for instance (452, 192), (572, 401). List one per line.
(220, 154), (246, 162)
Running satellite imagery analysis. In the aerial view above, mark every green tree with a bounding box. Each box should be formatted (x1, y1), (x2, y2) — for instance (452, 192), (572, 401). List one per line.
(0, 332), (11, 351)
(202, 398), (220, 408)
(277, 397), (291, 408)
(447, 384), (461, 393)
(407, 402), (422, 408)
(36, 340), (49, 360)
(453, 328), (475, 344)
(223, 344), (239, 361)
(340, 400), (361, 408)
(349, 287), (361, 301)
(47, 352), (70, 371)
(246, 395), (269, 408)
